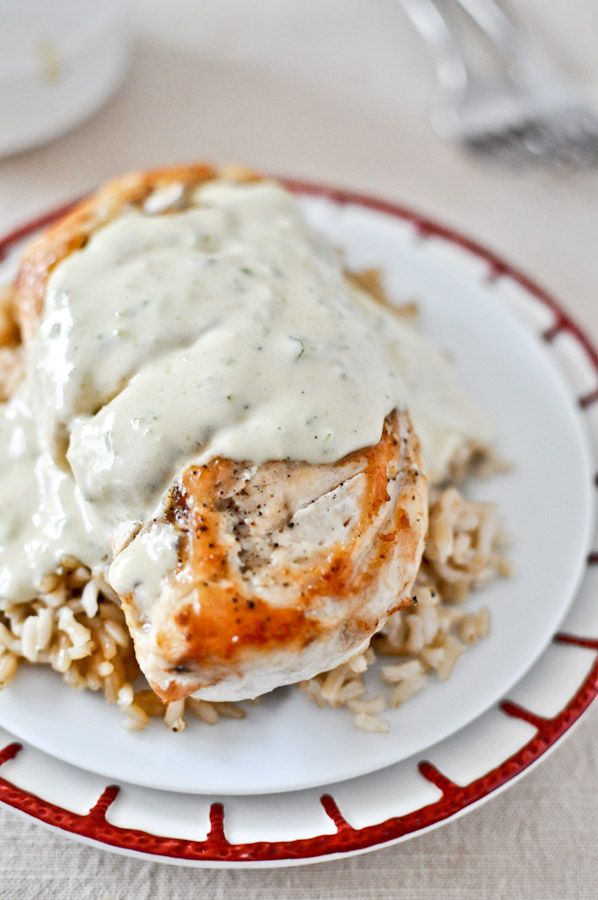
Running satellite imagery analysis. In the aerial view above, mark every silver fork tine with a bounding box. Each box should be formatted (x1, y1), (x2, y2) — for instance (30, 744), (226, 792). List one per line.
(466, 123), (527, 166)
(537, 107), (598, 167)
(476, 123), (547, 167)
(569, 108), (598, 151)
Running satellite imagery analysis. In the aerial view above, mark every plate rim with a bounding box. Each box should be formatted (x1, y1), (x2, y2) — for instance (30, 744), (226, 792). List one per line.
(0, 177), (596, 865)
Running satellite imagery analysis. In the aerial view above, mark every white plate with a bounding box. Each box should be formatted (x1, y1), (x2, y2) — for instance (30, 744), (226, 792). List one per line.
(0, 189), (594, 796)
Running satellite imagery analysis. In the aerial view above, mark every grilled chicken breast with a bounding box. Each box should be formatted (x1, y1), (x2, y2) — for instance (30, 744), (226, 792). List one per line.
(9, 163), (429, 704)
(111, 410), (427, 702)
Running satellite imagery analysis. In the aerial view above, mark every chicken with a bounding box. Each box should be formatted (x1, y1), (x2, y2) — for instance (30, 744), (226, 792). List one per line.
(9, 163), (429, 704)
(110, 410), (427, 702)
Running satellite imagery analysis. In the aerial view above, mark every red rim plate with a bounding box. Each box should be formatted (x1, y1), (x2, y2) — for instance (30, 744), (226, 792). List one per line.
(0, 179), (596, 864)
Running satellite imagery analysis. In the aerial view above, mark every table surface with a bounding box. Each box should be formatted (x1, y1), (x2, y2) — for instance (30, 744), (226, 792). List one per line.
(1, 1), (597, 897)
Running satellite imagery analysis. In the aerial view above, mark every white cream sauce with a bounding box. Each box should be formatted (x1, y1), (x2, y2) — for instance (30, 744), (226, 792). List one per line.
(0, 383), (104, 602)
(108, 522), (179, 616)
(0, 179), (492, 605)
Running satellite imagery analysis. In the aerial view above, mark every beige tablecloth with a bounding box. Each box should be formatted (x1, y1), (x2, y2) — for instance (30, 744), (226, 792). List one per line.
(1, 1), (597, 897)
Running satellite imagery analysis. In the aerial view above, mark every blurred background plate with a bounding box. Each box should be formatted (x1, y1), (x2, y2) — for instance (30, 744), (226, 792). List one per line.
(0, 0), (129, 157)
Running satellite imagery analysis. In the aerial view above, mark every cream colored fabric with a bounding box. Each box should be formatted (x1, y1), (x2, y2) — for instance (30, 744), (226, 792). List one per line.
(1, 0), (597, 896)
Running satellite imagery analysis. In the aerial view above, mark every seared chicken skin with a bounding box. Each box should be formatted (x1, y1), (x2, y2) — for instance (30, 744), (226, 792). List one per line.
(113, 410), (427, 702)
(9, 164), (429, 704)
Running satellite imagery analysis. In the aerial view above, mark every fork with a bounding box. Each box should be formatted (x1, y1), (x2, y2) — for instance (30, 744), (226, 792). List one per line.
(399, 0), (598, 166)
